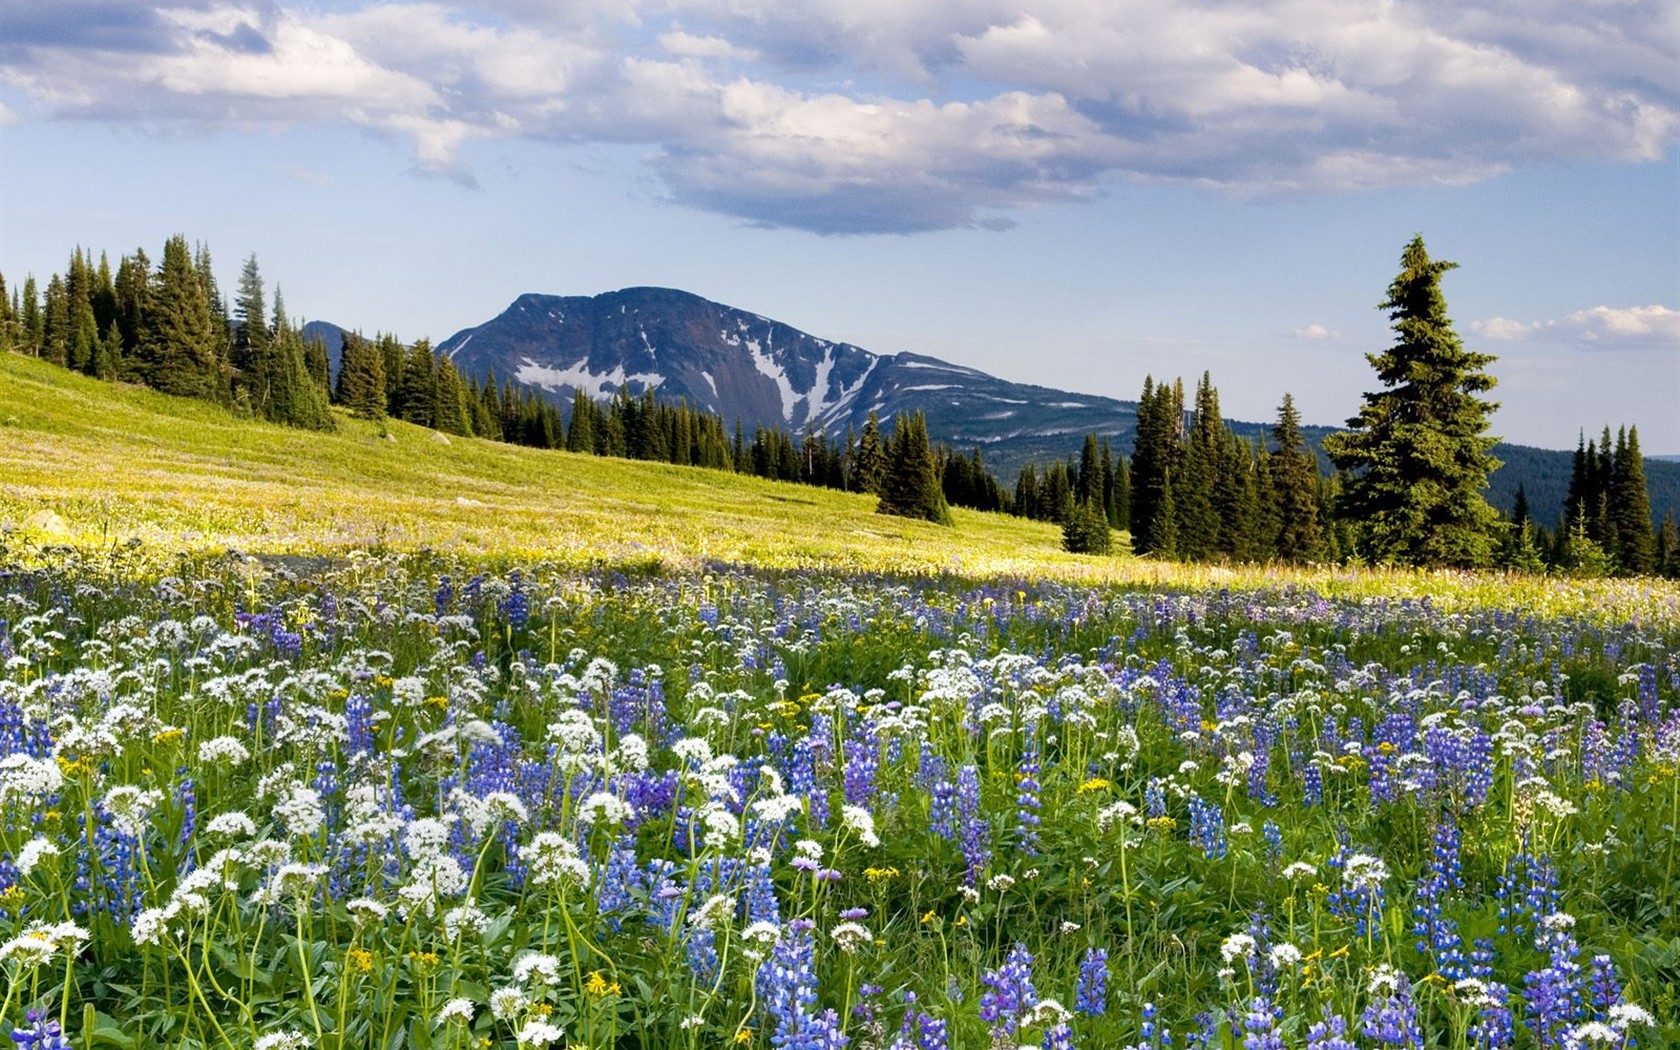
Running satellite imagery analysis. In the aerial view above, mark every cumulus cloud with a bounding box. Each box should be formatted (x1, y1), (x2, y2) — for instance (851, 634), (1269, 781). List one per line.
(1, 0), (1675, 232)
(1472, 305), (1680, 348)
(1292, 324), (1341, 339)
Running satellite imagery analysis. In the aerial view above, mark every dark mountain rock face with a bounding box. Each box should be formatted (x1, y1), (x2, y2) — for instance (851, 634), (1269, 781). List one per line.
(435, 287), (1138, 475)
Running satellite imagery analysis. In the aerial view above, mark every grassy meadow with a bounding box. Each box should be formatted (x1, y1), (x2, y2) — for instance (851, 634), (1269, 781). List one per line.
(0, 349), (1677, 1049)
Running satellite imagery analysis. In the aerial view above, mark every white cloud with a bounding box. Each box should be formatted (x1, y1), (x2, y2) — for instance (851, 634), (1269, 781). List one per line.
(281, 165), (335, 186)
(1472, 305), (1680, 348)
(1291, 324), (1341, 339)
(0, 101), (16, 126)
(657, 30), (755, 62)
(1, 0), (1675, 232)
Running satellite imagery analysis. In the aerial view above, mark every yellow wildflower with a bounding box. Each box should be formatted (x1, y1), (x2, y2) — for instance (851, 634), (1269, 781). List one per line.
(1077, 778), (1111, 794)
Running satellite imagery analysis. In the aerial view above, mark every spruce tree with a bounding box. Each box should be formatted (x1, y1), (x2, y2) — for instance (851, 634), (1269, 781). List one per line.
(1657, 512), (1679, 579)
(138, 235), (224, 400)
(1213, 429), (1260, 561)
(1323, 235), (1502, 567)
(1177, 373), (1222, 559)
(42, 275), (69, 367)
(878, 412), (951, 525)
(0, 272), (10, 353)
(335, 331), (387, 420)
(1268, 394), (1326, 563)
(566, 390), (596, 452)
(1130, 376), (1184, 556)
(1062, 497), (1112, 554)
(856, 411), (887, 494)
(20, 276), (43, 357)
(1610, 425), (1654, 574)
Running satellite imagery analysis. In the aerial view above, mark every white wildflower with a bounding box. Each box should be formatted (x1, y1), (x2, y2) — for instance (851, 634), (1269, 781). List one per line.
(15, 837), (59, 878)
(197, 736), (251, 766)
(1220, 933), (1256, 964)
(841, 805), (880, 848)
(435, 998), (474, 1025)
(101, 785), (164, 838)
(830, 922), (872, 954)
(516, 1019), (566, 1048)
(577, 792), (634, 827)
(512, 952), (563, 985)
(205, 812), (257, 839)
(489, 986), (528, 1021)
(525, 833), (591, 891)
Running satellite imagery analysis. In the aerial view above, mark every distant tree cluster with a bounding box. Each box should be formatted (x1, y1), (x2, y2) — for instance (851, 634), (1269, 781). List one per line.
(1548, 425), (1676, 577)
(1005, 374), (1340, 562)
(0, 241), (335, 430)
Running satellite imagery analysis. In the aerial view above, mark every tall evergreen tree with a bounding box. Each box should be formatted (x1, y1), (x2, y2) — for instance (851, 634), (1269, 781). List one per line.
(1130, 376), (1184, 556)
(0, 272), (11, 353)
(878, 412), (951, 525)
(19, 276), (42, 358)
(1212, 429), (1260, 561)
(41, 275), (70, 367)
(1610, 425), (1654, 574)
(1657, 512), (1679, 579)
(1323, 235), (1502, 567)
(1268, 393), (1325, 563)
(334, 331), (387, 420)
(1177, 373), (1222, 559)
(138, 235), (224, 400)
(566, 389), (596, 452)
(856, 411), (887, 494)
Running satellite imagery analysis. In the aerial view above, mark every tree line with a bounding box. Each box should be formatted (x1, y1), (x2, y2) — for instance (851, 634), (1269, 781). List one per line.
(4, 235), (1673, 575)
(0, 238), (977, 523)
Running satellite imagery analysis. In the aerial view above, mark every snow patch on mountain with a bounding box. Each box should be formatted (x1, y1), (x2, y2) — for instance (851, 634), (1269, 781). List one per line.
(746, 337), (801, 422)
(514, 358), (664, 398)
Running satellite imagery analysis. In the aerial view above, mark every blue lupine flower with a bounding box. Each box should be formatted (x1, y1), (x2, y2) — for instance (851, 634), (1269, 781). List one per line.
(979, 943), (1037, 1039)
(1076, 947), (1108, 1016)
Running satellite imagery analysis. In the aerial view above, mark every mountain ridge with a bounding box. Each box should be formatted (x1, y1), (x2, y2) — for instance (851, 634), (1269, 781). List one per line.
(324, 286), (1678, 526)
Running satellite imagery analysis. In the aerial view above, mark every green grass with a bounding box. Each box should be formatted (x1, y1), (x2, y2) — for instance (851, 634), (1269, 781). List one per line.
(5, 350), (1679, 622)
(0, 351), (1093, 575)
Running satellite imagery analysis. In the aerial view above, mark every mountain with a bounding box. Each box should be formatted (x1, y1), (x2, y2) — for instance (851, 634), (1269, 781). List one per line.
(430, 286), (1679, 525)
(436, 287), (1138, 473)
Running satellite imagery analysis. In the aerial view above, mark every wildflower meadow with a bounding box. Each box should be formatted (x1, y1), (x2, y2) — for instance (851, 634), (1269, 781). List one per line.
(0, 548), (1674, 1049)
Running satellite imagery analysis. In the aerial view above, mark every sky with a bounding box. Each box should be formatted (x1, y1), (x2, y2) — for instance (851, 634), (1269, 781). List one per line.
(1, 0), (1676, 451)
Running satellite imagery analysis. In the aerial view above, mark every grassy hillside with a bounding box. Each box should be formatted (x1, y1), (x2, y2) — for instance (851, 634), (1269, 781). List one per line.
(0, 351), (1099, 577)
(5, 352), (1678, 618)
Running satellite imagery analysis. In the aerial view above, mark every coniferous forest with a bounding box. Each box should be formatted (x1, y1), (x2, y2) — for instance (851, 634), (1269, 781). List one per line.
(2, 236), (1673, 576)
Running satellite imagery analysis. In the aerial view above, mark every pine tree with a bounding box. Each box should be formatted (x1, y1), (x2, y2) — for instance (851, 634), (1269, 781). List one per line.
(1213, 429), (1260, 561)
(1657, 512), (1679, 579)
(233, 254), (270, 404)
(95, 320), (124, 381)
(20, 276), (43, 357)
(42, 275), (69, 367)
(1130, 376), (1184, 556)
(566, 390), (596, 452)
(1610, 425), (1654, 574)
(334, 331), (387, 420)
(1062, 497), (1113, 554)
(1268, 394), (1325, 563)
(1323, 235), (1502, 567)
(878, 412), (951, 525)
(1177, 373), (1222, 559)
(138, 235), (224, 400)
(1077, 434), (1103, 506)
(856, 411), (887, 494)
(432, 356), (473, 436)
(0, 272), (11, 353)
(266, 289), (335, 430)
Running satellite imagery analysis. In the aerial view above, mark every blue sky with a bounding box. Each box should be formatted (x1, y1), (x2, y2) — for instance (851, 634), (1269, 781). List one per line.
(2, 0), (1676, 451)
